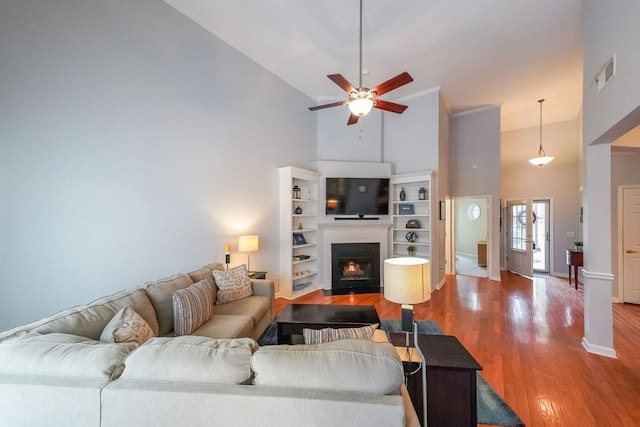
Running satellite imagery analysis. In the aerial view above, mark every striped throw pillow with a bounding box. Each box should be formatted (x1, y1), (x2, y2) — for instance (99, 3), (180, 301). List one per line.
(302, 323), (379, 345)
(172, 279), (213, 336)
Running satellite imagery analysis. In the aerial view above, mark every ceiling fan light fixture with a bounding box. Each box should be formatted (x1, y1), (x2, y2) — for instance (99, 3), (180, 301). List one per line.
(348, 92), (374, 116)
(529, 98), (554, 167)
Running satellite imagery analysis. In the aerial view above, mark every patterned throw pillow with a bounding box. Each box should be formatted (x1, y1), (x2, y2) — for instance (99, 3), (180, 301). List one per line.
(212, 264), (253, 304)
(172, 279), (214, 336)
(100, 305), (155, 345)
(302, 323), (379, 345)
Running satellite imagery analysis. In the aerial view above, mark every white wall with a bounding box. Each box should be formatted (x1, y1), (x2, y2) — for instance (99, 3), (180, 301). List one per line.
(450, 106), (501, 280)
(501, 120), (582, 275)
(0, 0), (316, 330)
(316, 107), (383, 161)
(583, 0), (640, 146)
(383, 90), (440, 174)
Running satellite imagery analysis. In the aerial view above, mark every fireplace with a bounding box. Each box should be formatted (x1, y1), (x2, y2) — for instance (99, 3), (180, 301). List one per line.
(331, 243), (381, 294)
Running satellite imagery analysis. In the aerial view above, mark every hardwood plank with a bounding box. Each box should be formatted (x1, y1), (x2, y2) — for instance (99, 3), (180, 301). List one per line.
(274, 272), (640, 426)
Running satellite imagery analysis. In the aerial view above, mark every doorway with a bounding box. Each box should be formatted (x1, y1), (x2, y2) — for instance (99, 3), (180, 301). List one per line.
(453, 197), (489, 278)
(506, 198), (552, 277)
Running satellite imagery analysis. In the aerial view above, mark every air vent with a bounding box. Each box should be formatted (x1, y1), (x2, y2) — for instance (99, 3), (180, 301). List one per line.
(596, 55), (616, 92)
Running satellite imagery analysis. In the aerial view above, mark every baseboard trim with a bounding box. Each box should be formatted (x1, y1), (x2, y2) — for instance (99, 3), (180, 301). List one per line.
(582, 337), (617, 359)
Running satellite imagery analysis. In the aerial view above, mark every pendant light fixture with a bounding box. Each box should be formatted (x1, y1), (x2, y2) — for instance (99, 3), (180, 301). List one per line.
(529, 99), (554, 166)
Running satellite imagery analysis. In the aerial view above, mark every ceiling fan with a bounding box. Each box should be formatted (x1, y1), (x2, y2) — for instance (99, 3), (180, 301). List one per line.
(308, 0), (414, 125)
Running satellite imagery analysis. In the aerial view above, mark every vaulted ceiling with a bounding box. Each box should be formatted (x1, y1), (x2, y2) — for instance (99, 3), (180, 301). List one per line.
(164, 0), (584, 132)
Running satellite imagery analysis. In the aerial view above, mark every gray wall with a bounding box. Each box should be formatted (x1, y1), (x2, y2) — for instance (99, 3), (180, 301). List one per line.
(0, 0), (316, 330)
(450, 107), (501, 280)
(501, 120), (582, 275)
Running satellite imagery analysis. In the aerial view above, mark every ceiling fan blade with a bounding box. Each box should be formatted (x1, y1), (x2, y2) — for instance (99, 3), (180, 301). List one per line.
(373, 99), (408, 114)
(328, 74), (356, 93)
(308, 100), (346, 111)
(371, 72), (413, 96)
(347, 113), (360, 125)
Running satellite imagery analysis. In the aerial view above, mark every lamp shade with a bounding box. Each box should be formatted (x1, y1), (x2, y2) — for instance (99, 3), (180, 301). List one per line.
(238, 235), (259, 252)
(383, 257), (430, 305)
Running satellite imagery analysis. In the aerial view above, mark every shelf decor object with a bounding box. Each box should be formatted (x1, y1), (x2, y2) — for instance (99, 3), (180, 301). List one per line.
(292, 185), (301, 199)
(238, 235), (259, 273)
(418, 187), (427, 200)
(398, 203), (414, 215)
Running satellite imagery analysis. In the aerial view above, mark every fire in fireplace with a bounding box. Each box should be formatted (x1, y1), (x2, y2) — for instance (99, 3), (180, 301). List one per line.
(331, 243), (380, 294)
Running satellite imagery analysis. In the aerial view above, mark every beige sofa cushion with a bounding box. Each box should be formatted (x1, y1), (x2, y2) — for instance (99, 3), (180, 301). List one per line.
(120, 336), (258, 384)
(191, 314), (253, 339)
(0, 333), (136, 380)
(144, 274), (194, 336)
(251, 340), (404, 395)
(212, 295), (271, 327)
(3, 288), (160, 341)
(187, 263), (223, 305)
(172, 280), (214, 336)
(100, 306), (155, 345)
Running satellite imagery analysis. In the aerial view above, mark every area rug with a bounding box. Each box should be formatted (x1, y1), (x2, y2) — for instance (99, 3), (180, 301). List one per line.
(257, 319), (524, 427)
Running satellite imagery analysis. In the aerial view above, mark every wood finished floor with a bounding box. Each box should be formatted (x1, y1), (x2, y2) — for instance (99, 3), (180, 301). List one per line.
(274, 272), (640, 426)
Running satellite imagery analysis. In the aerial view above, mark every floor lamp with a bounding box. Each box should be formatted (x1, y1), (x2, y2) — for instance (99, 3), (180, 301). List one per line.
(384, 257), (430, 426)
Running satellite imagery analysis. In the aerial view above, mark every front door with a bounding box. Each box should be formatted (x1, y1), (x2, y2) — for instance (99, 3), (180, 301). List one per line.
(507, 200), (533, 278)
(622, 187), (640, 304)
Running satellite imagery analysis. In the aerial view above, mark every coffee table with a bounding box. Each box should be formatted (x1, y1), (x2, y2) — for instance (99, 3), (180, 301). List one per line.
(276, 304), (380, 344)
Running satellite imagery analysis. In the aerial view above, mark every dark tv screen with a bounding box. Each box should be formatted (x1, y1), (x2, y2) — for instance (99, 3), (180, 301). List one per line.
(325, 178), (390, 216)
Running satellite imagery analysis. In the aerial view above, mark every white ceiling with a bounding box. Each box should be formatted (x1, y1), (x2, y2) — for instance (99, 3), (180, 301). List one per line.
(163, 0), (584, 132)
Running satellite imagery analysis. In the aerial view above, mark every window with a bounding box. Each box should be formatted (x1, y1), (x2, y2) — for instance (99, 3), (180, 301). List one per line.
(468, 203), (481, 221)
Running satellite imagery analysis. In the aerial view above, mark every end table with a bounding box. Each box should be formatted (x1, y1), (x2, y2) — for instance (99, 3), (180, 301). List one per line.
(390, 333), (482, 427)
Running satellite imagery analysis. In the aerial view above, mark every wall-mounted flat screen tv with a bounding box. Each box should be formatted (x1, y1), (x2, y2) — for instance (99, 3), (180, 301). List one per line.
(325, 177), (390, 216)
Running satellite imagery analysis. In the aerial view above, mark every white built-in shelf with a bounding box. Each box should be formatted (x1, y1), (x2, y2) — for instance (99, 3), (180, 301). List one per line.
(393, 241), (430, 246)
(292, 256), (317, 265)
(393, 228), (429, 232)
(293, 243), (316, 249)
(292, 271), (317, 281)
(280, 166), (320, 300)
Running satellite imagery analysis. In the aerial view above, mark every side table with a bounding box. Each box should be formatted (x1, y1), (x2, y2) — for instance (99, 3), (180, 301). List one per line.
(390, 333), (482, 427)
(249, 271), (267, 280)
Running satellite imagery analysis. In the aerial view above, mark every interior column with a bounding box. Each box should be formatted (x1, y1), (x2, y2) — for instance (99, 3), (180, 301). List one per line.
(582, 143), (616, 358)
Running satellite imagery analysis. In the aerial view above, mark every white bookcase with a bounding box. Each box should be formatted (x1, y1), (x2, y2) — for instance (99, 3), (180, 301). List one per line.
(278, 166), (320, 299)
(390, 171), (436, 260)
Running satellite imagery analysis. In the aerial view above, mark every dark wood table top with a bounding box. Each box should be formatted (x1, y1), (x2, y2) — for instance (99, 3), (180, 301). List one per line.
(390, 333), (482, 371)
(276, 304), (380, 326)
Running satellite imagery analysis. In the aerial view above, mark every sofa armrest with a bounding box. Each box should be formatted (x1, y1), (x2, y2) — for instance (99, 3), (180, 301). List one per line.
(251, 279), (275, 321)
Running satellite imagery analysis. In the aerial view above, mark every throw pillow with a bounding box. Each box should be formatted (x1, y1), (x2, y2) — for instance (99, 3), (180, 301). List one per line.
(100, 305), (155, 345)
(303, 323), (379, 345)
(172, 279), (214, 336)
(212, 264), (253, 304)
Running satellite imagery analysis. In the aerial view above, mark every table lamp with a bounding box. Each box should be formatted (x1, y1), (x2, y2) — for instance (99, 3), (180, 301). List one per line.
(383, 257), (430, 425)
(238, 235), (259, 273)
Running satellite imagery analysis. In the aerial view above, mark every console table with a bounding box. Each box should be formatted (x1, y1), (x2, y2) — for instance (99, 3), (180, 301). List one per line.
(565, 249), (583, 289)
(390, 333), (482, 427)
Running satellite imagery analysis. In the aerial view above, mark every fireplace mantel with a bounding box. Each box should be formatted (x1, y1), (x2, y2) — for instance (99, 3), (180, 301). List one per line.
(319, 222), (391, 290)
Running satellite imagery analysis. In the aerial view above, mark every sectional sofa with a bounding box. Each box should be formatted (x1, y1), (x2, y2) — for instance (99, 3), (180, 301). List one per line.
(0, 262), (419, 426)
